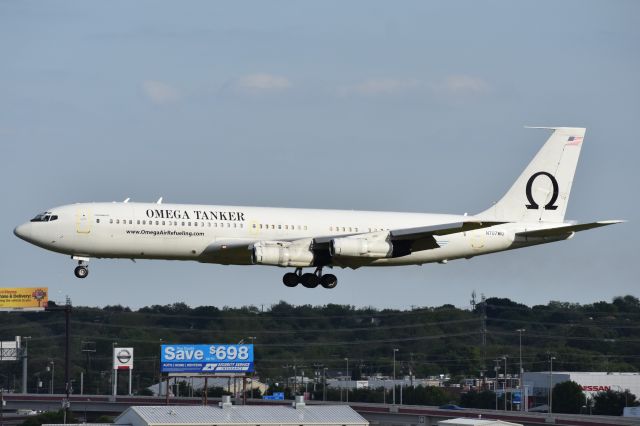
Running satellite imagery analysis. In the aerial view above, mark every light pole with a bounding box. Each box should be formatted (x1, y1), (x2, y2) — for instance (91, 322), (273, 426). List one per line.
(516, 329), (525, 411)
(21, 336), (31, 394)
(493, 359), (501, 410)
(46, 360), (55, 394)
(344, 358), (349, 403)
(247, 337), (256, 399)
(502, 356), (508, 411)
(548, 355), (556, 414)
(392, 348), (399, 405)
(323, 368), (327, 402)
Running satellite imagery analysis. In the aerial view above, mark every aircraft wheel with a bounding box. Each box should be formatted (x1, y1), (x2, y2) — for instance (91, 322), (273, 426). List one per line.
(320, 274), (338, 289)
(74, 266), (89, 279)
(301, 273), (319, 288)
(282, 272), (299, 287)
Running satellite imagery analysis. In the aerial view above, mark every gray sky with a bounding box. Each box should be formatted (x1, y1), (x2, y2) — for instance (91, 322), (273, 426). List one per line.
(1, 0), (637, 309)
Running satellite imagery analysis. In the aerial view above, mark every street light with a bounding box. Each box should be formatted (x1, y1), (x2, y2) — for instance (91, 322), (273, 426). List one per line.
(493, 359), (502, 410)
(548, 355), (556, 414)
(46, 360), (55, 394)
(516, 329), (526, 411)
(392, 348), (399, 405)
(344, 358), (349, 403)
(502, 356), (508, 411)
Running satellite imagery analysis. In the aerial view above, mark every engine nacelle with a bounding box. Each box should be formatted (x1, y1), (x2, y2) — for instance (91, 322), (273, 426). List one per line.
(330, 237), (393, 258)
(251, 242), (314, 267)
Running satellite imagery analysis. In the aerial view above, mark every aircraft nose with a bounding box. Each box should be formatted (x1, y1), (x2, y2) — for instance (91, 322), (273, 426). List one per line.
(13, 223), (32, 241)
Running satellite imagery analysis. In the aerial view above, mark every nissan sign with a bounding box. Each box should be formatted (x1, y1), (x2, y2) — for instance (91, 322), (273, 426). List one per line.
(113, 347), (134, 370)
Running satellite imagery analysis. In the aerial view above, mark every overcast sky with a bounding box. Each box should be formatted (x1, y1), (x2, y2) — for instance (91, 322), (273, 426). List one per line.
(1, 0), (638, 310)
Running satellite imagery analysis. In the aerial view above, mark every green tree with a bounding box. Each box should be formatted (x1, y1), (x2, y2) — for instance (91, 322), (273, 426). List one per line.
(460, 390), (496, 409)
(552, 381), (585, 414)
(592, 389), (639, 416)
(21, 410), (77, 426)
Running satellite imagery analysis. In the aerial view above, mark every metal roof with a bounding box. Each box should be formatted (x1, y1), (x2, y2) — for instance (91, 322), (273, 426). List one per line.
(438, 419), (522, 426)
(115, 405), (368, 425)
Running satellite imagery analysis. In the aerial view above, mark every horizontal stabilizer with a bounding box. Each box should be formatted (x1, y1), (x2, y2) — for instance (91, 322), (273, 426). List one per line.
(515, 220), (624, 238)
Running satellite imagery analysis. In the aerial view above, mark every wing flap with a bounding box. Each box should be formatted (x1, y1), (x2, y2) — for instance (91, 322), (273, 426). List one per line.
(390, 221), (504, 240)
(515, 220), (624, 238)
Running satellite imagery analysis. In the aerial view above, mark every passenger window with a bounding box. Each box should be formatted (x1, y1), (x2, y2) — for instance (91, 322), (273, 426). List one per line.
(188, 222), (191, 226)
(110, 219), (114, 224)
(271, 225), (275, 229)
(182, 221), (185, 226)
(116, 219), (120, 224)
(96, 219), (100, 224)
(284, 225), (288, 230)
(155, 220), (159, 225)
(227, 223), (231, 228)
(278, 225), (282, 230)
(240, 223), (243, 228)
(137, 220), (140, 225)
(349, 227), (352, 232)
(50, 215), (58, 221)
(129, 220), (132, 224)
(194, 222), (198, 227)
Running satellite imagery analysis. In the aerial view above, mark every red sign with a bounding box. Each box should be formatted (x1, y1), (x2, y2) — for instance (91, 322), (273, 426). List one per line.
(580, 385), (611, 392)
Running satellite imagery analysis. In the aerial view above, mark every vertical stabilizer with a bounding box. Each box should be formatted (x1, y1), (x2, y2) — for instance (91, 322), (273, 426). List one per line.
(478, 127), (585, 223)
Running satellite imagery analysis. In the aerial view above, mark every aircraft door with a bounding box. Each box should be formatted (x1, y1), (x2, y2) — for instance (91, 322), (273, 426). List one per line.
(76, 208), (91, 234)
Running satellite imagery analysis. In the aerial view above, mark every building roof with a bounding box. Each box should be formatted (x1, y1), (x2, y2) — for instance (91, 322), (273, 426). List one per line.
(438, 419), (522, 426)
(115, 405), (368, 425)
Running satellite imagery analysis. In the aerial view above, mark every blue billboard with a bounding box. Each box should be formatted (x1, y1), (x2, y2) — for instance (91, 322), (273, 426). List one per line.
(161, 344), (254, 374)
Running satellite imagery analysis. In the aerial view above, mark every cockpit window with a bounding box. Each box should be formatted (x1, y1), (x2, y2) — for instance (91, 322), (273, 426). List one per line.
(30, 212), (48, 222)
(30, 212), (58, 222)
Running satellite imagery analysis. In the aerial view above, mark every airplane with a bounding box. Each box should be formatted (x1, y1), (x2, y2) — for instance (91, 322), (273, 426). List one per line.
(14, 127), (622, 289)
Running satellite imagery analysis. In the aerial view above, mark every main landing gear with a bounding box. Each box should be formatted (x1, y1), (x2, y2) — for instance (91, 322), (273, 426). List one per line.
(282, 267), (338, 289)
(73, 256), (90, 279)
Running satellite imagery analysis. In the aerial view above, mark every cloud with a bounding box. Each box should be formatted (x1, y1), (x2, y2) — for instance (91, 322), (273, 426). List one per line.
(235, 73), (291, 92)
(338, 75), (490, 98)
(440, 75), (490, 95)
(339, 78), (421, 96)
(142, 80), (181, 104)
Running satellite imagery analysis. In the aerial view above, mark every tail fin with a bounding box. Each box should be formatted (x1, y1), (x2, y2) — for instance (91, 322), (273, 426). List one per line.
(478, 127), (585, 223)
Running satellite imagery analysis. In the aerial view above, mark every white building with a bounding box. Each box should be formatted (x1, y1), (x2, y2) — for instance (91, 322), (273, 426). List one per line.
(523, 372), (640, 397)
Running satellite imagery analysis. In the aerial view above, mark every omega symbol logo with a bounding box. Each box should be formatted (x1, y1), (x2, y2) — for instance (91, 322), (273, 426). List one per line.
(525, 171), (559, 210)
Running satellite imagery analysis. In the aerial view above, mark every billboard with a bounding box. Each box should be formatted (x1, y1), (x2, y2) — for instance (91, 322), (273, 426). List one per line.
(0, 287), (48, 311)
(161, 344), (254, 374)
(113, 347), (134, 370)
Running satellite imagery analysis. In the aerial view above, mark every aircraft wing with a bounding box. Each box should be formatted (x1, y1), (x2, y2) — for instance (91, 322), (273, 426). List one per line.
(312, 220), (504, 257)
(515, 220), (624, 238)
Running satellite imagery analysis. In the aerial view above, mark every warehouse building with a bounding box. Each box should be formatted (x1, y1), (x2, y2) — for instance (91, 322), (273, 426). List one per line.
(112, 396), (368, 426)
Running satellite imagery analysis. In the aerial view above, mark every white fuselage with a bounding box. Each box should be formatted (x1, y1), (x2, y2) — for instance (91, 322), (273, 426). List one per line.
(14, 201), (559, 268)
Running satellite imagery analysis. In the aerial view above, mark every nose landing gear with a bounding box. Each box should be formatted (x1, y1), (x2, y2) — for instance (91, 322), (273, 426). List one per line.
(281, 267), (338, 289)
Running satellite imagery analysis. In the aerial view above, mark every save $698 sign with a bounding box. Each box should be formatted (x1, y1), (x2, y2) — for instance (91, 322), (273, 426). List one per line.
(161, 344), (254, 374)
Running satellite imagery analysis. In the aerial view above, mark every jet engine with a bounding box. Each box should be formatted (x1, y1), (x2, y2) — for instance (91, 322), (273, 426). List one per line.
(251, 242), (314, 267)
(330, 237), (393, 258)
